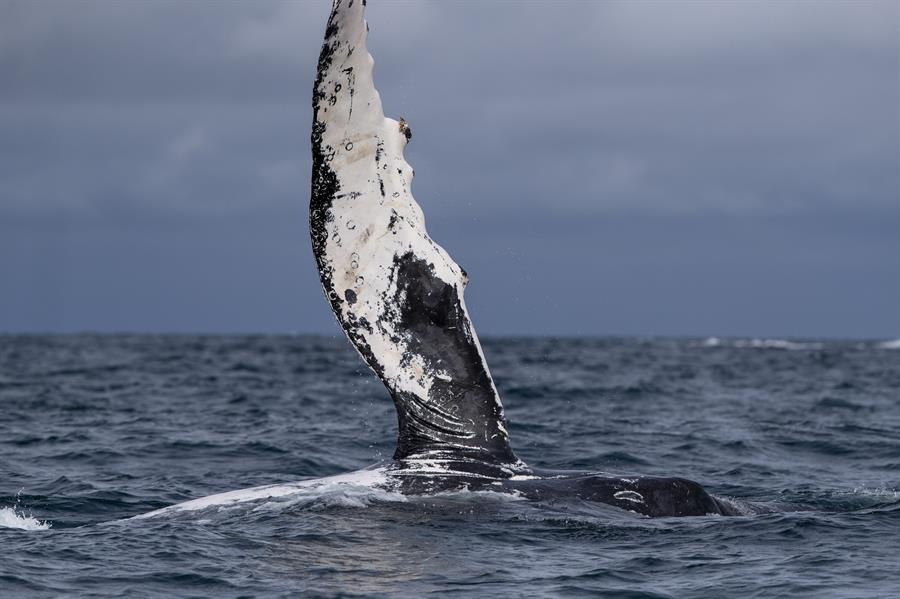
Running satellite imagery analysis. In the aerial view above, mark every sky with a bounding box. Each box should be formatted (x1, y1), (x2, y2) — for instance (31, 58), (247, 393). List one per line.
(1, 0), (898, 338)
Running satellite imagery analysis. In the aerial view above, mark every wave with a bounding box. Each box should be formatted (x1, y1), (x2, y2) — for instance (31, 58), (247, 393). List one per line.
(876, 339), (900, 350)
(699, 337), (823, 350)
(0, 506), (51, 531)
(850, 486), (900, 500)
(734, 339), (824, 350)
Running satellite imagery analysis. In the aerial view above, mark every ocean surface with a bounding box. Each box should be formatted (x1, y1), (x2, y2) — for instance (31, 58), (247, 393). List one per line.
(2, 334), (899, 598)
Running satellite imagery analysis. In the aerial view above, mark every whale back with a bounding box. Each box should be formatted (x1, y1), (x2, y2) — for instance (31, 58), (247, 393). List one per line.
(310, 0), (518, 468)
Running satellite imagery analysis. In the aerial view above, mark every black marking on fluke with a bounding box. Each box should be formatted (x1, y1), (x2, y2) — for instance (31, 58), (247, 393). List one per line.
(388, 252), (515, 461)
(309, 0), (739, 517)
(310, 8), (340, 302)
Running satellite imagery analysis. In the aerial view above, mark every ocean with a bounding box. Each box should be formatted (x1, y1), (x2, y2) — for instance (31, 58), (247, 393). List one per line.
(2, 334), (899, 597)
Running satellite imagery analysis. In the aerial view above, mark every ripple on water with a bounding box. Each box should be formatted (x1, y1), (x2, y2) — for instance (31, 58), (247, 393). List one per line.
(2, 335), (900, 597)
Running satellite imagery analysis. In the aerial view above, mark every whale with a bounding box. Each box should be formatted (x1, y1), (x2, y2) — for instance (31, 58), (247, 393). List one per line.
(137, 0), (740, 521)
(304, 0), (740, 518)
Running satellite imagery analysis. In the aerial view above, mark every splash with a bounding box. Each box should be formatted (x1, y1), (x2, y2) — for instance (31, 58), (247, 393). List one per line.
(0, 506), (51, 531)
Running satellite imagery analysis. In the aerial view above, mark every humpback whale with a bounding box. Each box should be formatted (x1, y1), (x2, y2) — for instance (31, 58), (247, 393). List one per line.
(307, 0), (738, 518)
(136, 0), (740, 521)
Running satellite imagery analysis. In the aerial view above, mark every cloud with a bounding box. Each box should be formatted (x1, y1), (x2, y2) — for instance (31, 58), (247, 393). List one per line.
(2, 0), (895, 219)
(259, 157), (306, 194)
(167, 127), (211, 163)
(229, 1), (330, 65)
(0, 0), (897, 334)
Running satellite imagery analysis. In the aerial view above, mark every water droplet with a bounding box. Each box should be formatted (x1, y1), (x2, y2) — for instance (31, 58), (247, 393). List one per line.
(345, 142), (354, 151)
(392, 192), (400, 198)
(346, 220), (356, 230)
(334, 83), (342, 92)
(355, 276), (365, 285)
(328, 95), (337, 106)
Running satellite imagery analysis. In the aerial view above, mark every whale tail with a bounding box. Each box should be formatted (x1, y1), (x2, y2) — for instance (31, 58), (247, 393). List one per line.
(310, 0), (520, 471)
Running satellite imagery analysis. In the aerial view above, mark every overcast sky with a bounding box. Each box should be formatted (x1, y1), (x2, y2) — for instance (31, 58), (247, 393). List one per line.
(1, 0), (898, 338)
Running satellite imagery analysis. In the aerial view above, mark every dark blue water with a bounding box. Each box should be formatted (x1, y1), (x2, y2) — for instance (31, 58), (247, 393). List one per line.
(2, 335), (899, 597)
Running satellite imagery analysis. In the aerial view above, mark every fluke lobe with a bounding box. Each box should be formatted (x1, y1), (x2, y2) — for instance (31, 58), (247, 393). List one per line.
(310, 0), (737, 518)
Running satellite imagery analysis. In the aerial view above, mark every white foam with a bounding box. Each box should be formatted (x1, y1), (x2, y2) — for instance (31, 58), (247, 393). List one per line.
(132, 467), (392, 519)
(876, 339), (900, 350)
(711, 496), (756, 516)
(731, 338), (824, 350)
(0, 506), (51, 531)
(696, 337), (824, 350)
(850, 486), (900, 499)
(251, 479), (407, 513)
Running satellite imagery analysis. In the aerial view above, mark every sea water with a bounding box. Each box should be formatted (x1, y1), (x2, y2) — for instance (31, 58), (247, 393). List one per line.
(2, 335), (899, 597)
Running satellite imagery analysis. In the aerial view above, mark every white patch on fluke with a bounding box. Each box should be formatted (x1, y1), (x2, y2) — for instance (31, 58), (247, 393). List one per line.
(313, 2), (475, 402)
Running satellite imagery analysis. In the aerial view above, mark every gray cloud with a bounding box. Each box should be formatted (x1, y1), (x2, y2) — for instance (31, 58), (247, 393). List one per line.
(1, 0), (898, 336)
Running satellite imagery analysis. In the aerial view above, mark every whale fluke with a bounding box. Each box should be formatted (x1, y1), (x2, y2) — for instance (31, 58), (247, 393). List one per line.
(310, 0), (519, 470)
(302, 1), (745, 518)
